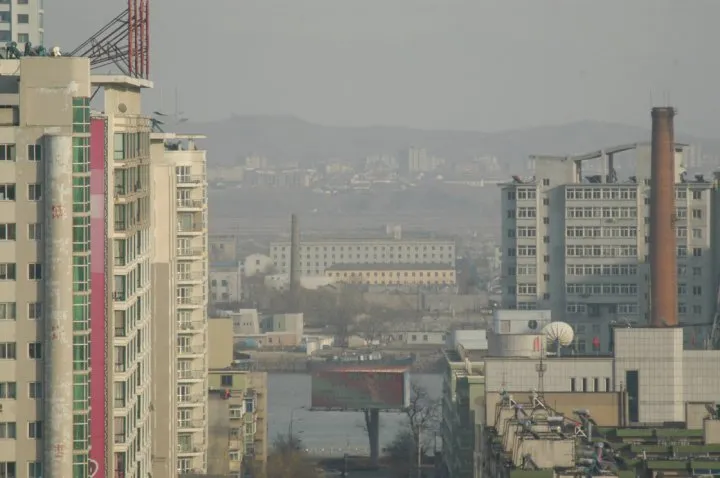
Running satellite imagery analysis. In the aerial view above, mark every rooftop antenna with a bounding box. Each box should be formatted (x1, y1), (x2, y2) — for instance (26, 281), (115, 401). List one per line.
(535, 343), (546, 397)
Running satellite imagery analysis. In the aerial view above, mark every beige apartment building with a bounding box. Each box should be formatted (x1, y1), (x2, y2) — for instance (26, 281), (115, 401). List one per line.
(207, 318), (268, 475)
(151, 133), (210, 476)
(0, 57), (157, 478)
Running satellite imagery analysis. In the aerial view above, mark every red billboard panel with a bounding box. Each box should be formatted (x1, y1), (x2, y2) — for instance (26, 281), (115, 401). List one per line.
(311, 367), (410, 410)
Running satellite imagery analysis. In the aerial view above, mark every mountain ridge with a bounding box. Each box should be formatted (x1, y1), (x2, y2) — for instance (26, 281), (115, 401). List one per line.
(178, 115), (720, 168)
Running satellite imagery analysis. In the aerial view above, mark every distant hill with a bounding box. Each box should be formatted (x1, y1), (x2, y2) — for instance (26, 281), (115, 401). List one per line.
(179, 115), (720, 169)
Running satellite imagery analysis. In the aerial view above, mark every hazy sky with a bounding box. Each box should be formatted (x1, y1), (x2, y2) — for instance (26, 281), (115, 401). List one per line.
(47, 0), (720, 135)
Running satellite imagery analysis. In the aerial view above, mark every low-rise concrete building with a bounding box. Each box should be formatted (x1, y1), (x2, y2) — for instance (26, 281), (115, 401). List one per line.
(207, 369), (268, 476)
(210, 260), (243, 304)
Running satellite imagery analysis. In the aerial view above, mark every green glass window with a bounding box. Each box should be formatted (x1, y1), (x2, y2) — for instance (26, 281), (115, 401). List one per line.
(73, 374), (89, 411)
(72, 137), (89, 173)
(73, 335), (89, 371)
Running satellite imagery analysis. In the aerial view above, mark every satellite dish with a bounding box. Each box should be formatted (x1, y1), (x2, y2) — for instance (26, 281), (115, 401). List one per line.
(542, 322), (574, 347)
(118, 103), (127, 113)
(528, 319), (538, 330)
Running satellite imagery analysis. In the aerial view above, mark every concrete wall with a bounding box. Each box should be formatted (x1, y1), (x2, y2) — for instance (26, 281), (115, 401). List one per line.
(207, 393), (233, 476)
(208, 318), (233, 369)
(150, 137), (178, 478)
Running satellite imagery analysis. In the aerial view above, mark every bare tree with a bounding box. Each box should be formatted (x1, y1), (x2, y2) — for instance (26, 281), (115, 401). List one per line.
(385, 381), (441, 477)
(251, 433), (321, 478)
(354, 312), (388, 346)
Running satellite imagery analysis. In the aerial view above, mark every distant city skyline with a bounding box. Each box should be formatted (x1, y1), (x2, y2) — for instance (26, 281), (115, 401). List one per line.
(46, 0), (720, 137)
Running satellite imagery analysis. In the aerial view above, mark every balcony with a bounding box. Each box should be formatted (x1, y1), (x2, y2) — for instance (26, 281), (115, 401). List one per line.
(177, 272), (204, 283)
(177, 222), (204, 234)
(114, 433), (127, 444)
(177, 345), (204, 357)
(178, 419), (206, 431)
(177, 296), (204, 308)
(177, 198), (204, 210)
(178, 395), (205, 407)
(178, 320), (206, 332)
(177, 444), (204, 455)
(178, 370), (205, 381)
(177, 175), (205, 187)
(115, 184), (146, 203)
(177, 247), (204, 258)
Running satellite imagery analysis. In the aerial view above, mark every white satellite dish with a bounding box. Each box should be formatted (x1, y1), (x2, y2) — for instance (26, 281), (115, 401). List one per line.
(542, 321), (574, 347)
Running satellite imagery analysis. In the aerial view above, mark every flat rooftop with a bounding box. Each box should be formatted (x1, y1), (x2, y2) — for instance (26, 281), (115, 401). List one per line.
(91, 74), (153, 89)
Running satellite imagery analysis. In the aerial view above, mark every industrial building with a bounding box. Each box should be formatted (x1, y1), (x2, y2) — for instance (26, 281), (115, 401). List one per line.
(0, 0), (44, 46)
(150, 133), (210, 475)
(325, 263), (456, 286)
(499, 139), (719, 348)
(269, 237), (456, 277)
(441, 108), (720, 478)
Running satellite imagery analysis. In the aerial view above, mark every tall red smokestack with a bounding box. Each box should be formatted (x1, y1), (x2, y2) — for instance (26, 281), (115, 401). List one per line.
(649, 107), (678, 327)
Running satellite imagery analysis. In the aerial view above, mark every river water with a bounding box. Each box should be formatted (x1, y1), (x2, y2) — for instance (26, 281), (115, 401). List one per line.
(267, 373), (443, 456)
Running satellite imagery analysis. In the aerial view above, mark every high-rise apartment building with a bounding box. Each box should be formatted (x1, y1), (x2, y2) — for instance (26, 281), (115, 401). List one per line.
(151, 133), (209, 476)
(0, 0), (44, 46)
(91, 74), (155, 478)
(0, 56), (92, 478)
(499, 143), (718, 350)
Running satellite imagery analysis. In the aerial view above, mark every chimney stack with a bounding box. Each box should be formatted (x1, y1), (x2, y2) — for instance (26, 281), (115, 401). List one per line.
(289, 214), (301, 296)
(649, 107), (678, 327)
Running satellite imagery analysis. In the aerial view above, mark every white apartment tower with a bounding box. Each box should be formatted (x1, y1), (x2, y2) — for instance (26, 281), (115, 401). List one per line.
(0, 0), (44, 46)
(151, 133), (209, 476)
(500, 143), (718, 351)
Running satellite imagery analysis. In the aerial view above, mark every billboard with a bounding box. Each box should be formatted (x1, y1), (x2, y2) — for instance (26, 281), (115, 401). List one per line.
(311, 367), (410, 410)
(89, 117), (108, 477)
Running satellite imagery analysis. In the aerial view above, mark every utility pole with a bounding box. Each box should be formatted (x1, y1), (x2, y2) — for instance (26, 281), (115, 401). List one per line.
(416, 425), (422, 478)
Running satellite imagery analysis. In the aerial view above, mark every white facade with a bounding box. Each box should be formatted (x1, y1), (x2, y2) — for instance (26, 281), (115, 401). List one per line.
(163, 135), (209, 475)
(0, 0), (44, 46)
(269, 238), (455, 276)
(499, 143), (718, 350)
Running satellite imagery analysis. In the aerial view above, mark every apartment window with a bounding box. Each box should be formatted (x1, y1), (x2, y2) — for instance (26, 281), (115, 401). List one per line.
(28, 382), (42, 399)
(28, 462), (42, 478)
(692, 209), (702, 219)
(692, 228), (703, 239)
(570, 378), (577, 392)
(27, 184), (41, 201)
(0, 263), (17, 280)
(692, 285), (702, 296)
(0, 343), (16, 359)
(692, 190), (702, 200)
(693, 267), (702, 276)
(220, 375), (233, 387)
(28, 342), (41, 359)
(0, 224), (15, 240)
(0, 144), (14, 161)
(593, 378), (599, 392)
(16, 14), (28, 24)
(693, 248), (702, 257)
(28, 302), (41, 320)
(0, 303), (14, 320)
(27, 144), (42, 161)
(0, 423), (16, 439)
(28, 263), (41, 280)
(28, 223), (41, 240)
(0, 184), (15, 201)
(17, 33), (29, 43)
(582, 378), (588, 392)
(229, 405), (243, 419)
(229, 451), (241, 461)
(0, 382), (16, 399)
(542, 178), (550, 186)
(605, 378), (611, 391)
(28, 421), (42, 439)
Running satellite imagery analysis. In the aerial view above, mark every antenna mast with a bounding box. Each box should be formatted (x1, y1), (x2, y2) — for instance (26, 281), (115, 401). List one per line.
(535, 343), (546, 397)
